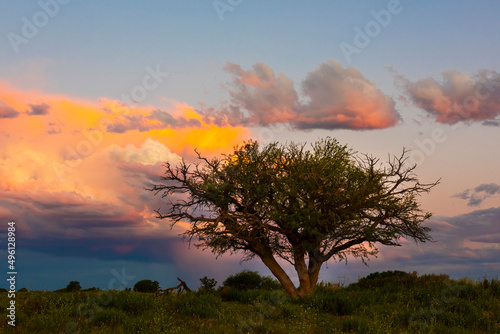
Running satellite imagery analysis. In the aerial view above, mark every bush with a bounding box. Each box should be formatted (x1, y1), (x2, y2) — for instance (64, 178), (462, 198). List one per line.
(354, 271), (416, 289)
(133, 279), (160, 293)
(260, 276), (282, 290)
(223, 270), (263, 290)
(199, 276), (217, 293)
(66, 281), (82, 292)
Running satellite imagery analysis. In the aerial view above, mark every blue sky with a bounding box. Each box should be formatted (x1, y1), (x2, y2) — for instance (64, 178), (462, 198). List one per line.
(0, 0), (499, 291)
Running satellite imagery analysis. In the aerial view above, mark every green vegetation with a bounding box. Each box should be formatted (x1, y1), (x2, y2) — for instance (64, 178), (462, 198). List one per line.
(198, 276), (217, 293)
(1, 271), (499, 333)
(133, 280), (160, 293)
(223, 270), (277, 291)
(66, 281), (82, 292)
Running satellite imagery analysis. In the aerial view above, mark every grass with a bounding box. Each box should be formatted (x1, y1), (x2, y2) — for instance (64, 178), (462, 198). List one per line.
(1, 272), (499, 333)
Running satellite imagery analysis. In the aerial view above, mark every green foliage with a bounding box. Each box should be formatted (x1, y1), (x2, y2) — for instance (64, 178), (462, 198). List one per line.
(66, 281), (82, 292)
(260, 275), (282, 290)
(219, 287), (263, 303)
(223, 270), (264, 290)
(199, 276), (217, 293)
(354, 270), (417, 289)
(18, 287), (28, 292)
(133, 279), (160, 293)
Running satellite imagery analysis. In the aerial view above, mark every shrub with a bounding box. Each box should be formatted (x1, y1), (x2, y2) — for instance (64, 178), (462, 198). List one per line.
(66, 281), (82, 292)
(354, 270), (416, 289)
(133, 279), (160, 293)
(223, 270), (263, 290)
(199, 276), (217, 293)
(260, 276), (282, 290)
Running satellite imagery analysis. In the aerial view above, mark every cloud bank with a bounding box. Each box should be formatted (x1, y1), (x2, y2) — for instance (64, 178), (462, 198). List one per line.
(0, 82), (248, 268)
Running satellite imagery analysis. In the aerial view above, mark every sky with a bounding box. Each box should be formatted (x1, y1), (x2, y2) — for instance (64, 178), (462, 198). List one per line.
(0, 0), (499, 292)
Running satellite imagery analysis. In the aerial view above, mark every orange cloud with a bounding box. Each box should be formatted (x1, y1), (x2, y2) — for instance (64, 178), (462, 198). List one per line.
(0, 81), (249, 249)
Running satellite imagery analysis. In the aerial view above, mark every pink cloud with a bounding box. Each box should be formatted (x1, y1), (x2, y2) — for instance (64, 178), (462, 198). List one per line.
(201, 60), (400, 130)
(401, 69), (500, 124)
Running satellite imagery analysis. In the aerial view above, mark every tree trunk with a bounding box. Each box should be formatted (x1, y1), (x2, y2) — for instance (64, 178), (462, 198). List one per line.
(259, 253), (299, 298)
(294, 253), (313, 297)
(251, 242), (300, 298)
(253, 243), (323, 298)
(307, 258), (322, 294)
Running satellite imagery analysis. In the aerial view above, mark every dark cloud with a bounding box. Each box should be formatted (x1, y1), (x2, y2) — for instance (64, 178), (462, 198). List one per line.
(104, 108), (201, 133)
(400, 69), (500, 124)
(482, 120), (500, 126)
(200, 60), (400, 130)
(27, 102), (50, 116)
(0, 101), (20, 118)
(19, 235), (181, 263)
(453, 183), (500, 206)
(368, 206), (500, 279)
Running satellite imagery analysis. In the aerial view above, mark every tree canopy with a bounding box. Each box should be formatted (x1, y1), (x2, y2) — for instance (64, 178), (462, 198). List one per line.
(148, 138), (439, 298)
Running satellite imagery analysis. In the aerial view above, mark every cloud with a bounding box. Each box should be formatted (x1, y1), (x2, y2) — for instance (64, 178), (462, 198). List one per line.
(400, 69), (500, 124)
(201, 60), (400, 130)
(100, 99), (202, 133)
(0, 81), (250, 276)
(482, 120), (500, 127)
(109, 138), (181, 166)
(366, 206), (500, 279)
(27, 102), (50, 115)
(452, 183), (500, 207)
(297, 60), (399, 129)
(0, 101), (20, 118)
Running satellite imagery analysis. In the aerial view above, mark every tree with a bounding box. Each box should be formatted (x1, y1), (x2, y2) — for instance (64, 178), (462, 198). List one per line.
(133, 279), (160, 293)
(66, 281), (81, 292)
(199, 276), (217, 293)
(148, 138), (439, 298)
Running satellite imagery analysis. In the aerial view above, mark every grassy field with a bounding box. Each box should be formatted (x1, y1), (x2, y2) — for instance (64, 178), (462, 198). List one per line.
(1, 272), (499, 333)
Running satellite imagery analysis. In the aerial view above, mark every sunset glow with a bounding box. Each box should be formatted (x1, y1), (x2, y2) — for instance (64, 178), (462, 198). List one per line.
(0, 1), (499, 293)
